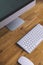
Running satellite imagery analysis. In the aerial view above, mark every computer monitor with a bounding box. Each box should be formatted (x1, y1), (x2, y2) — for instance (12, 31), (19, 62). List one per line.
(0, 0), (36, 31)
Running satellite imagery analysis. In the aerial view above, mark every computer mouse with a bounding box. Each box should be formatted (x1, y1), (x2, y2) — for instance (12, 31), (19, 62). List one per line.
(18, 56), (34, 65)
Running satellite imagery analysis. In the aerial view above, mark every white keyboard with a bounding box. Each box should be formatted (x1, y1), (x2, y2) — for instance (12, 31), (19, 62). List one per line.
(17, 24), (43, 53)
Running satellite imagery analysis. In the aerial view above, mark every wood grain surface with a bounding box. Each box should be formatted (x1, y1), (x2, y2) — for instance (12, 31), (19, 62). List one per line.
(0, 0), (43, 65)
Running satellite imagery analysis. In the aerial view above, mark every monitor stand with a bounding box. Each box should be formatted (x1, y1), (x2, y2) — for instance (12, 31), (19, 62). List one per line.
(7, 17), (24, 31)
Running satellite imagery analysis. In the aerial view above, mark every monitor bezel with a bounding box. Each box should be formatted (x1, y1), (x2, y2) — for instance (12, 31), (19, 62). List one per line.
(0, 0), (34, 22)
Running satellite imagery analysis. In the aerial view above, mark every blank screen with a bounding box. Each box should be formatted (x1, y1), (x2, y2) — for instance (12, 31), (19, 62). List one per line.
(0, 0), (34, 21)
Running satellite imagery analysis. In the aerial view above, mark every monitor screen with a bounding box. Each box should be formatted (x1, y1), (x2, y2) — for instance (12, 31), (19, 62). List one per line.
(0, 0), (34, 22)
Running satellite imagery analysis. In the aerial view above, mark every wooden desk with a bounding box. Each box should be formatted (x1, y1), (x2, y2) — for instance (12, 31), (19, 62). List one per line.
(0, 1), (43, 65)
